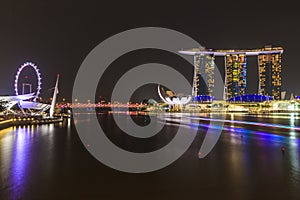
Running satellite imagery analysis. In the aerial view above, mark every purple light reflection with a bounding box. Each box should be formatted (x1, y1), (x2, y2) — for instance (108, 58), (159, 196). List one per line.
(10, 127), (33, 199)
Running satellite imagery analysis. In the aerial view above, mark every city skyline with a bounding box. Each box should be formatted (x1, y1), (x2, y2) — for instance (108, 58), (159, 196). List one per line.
(0, 46), (285, 103)
(180, 46), (283, 100)
(1, 2), (300, 199)
(0, 1), (299, 102)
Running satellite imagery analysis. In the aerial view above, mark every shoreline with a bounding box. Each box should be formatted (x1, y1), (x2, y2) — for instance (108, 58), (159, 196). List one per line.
(0, 117), (64, 130)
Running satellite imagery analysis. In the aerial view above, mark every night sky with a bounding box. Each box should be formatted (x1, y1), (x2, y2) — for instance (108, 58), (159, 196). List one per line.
(0, 1), (299, 102)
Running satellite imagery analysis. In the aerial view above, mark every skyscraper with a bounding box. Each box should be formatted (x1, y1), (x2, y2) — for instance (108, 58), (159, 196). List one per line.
(192, 54), (215, 97)
(179, 46), (283, 100)
(258, 47), (282, 100)
(224, 54), (247, 99)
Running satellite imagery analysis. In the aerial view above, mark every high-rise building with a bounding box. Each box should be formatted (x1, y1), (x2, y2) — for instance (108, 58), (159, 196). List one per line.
(192, 54), (215, 97)
(224, 54), (247, 99)
(258, 49), (282, 100)
(179, 46), (283, 100)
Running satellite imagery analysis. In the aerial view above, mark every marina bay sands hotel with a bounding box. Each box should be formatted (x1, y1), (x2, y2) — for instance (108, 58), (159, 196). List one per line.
(179, 45), (283, 100)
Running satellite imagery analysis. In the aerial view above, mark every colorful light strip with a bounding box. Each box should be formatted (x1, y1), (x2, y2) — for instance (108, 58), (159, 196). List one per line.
(186, 116), (300, 131)
(160, 117), (298, 141)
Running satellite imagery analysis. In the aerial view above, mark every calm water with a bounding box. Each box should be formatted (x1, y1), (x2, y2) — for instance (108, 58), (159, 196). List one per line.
(0, 113), (300, 199)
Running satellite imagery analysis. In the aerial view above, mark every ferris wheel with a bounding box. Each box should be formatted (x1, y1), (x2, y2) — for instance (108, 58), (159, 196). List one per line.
(14, 62), (42, 101)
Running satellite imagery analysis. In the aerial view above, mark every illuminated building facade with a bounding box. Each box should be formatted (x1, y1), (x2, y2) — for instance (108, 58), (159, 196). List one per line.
(258, 49), (282, 100)
(224, 54), (247, 99)
(179, 46), (283, 100)
(192, 54), (215, 97)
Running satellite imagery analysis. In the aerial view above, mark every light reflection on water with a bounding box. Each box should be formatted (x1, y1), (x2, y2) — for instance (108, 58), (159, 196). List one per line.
(0, 126), (34, 199)
(11, 127), (30, 199)
(161, 113), (300, 187)
(0, 114), (299, 199)
(0, 121), (70, 199)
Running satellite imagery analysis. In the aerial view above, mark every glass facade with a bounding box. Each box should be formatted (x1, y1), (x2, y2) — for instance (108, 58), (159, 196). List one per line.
(224, 54), (247, 99)
(183, 46), (283, 101)
(192, 54), (215, 97)
(258, 52), (282, 100)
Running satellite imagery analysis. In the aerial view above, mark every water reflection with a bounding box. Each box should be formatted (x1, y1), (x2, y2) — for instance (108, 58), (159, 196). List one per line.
(0, 114), (299, 199)
(0, 121), (68, 199)
(0, 127), (14, 189)
(0, 127), (33, 199)
(11, 127), (31, 199)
